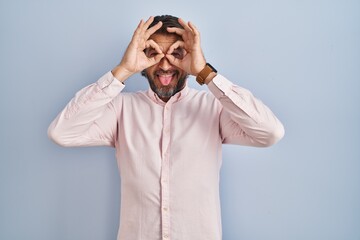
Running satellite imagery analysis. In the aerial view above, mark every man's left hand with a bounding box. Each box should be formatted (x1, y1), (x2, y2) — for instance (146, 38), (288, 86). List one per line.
(165, 19), (206, 76)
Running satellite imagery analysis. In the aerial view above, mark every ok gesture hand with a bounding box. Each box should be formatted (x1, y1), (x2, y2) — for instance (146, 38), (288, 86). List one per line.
(165, 19), (206, 76)
(113, 17), (164, 81)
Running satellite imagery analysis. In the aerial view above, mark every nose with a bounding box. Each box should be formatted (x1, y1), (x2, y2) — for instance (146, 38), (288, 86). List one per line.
(158, 57), (172, 71)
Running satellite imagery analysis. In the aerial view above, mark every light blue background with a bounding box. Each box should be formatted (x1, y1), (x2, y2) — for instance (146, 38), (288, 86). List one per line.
(1, 0), (359, 239)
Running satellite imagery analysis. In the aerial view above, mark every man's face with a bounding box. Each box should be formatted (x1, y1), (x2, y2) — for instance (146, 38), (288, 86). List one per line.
(143, 33), (188, 101)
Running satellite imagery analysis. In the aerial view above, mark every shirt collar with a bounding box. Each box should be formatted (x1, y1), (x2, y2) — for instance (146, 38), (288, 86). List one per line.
(147, 82), (189, 106)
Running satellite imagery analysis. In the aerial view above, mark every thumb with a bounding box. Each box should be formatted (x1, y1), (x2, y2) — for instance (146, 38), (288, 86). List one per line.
(165, 54), (182, 68)
(148, 53), (165, 66)
(154, 53), (165, 63)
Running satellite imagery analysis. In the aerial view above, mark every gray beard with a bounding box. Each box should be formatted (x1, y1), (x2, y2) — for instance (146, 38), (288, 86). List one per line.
(143, 71), (188, 99)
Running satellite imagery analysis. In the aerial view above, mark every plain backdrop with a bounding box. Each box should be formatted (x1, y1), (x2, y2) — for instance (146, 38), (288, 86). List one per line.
(1, 0), (359, 239)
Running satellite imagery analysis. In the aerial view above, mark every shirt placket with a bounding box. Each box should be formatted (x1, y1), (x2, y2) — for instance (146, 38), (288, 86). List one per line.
(161, 102), (172, 240)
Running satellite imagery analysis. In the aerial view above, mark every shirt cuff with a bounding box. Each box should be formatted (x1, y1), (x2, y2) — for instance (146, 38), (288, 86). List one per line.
(207, 74), (259, 123)
(207, 74), (234, 98)
(96, 71), (125, 97)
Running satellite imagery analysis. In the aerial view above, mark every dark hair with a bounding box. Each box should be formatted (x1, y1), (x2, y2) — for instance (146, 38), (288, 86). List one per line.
(148, 15), (184, 34)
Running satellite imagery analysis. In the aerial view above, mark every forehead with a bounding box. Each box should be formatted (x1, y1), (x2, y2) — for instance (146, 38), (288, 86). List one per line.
(149, 34), (181, 50)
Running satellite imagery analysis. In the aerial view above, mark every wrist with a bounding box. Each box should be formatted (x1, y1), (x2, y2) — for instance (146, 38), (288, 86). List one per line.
(111, 65), (133, 83)
(196, 63), (217, 85)
(194, 63), (206, 76)
(204, 72), (217, 85)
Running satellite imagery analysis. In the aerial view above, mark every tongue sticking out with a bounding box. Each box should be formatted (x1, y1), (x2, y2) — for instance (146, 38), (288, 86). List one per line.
(158, 75), (173, 86)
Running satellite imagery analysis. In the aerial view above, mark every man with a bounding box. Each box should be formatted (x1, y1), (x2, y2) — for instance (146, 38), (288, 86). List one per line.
(48, 15), (284, 240)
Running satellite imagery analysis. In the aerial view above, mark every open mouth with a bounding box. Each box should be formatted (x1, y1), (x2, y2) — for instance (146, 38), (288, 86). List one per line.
(156, 71), (177, 86)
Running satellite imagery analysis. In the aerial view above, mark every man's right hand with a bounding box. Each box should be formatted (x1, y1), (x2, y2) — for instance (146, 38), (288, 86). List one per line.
(112, 16), (164, 83)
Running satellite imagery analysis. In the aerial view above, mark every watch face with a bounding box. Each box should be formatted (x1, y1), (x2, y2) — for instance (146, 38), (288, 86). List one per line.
(206, 63), (217, 73)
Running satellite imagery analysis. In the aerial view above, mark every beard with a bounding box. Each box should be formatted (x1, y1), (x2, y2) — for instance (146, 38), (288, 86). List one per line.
(142, 69), (188, 99)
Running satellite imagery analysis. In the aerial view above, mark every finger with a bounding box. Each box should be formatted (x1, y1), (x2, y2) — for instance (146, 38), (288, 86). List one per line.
(145, 39), (163, 54)
(136, 16), (154, 37)
(152, 53), (165, 63)
(132, 19), (144, 38)
(188, 21), (201, 43)
(146, 52), (165, 67)
(137, 19), (144, 28)
(178, 18), (193, 32)
(167, 40), (185, 54)
(145, 39), (165, 65)
(143, 16), (155, 30)
(188, 21), (200, 35)
(145, 21), (163, 39)
(167, 27), (185, 36)
(147, 48), (165, 65)
(165, 54), (181, 68)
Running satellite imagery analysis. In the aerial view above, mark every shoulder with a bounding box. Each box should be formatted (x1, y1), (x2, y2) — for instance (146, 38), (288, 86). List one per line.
(186, 88), (222, 113)
(110, 90), (149, 111)
(188, 87), (218, 103)
(113, 90), (148, 102)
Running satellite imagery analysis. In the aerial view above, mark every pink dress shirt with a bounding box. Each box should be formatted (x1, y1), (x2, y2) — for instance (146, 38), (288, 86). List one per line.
(48, 71), (284, 240)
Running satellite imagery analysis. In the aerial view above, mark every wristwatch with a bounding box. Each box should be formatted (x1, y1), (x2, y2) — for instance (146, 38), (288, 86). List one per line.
(196, 63), (217, 85)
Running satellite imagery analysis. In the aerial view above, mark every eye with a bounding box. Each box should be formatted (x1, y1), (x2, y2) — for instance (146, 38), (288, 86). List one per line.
(145, 48), (158, 58)
(171, 48), (184, 59)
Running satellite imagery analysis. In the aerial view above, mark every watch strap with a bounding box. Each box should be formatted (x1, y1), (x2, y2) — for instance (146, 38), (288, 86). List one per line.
(196, 63), (217, 85)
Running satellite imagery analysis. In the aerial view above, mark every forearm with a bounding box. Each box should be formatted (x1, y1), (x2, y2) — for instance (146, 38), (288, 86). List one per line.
(111, 64), (134, 83)
(208, 74), (284, 146)
(204, 72), (217, 85)
(48, 71), (124, 147)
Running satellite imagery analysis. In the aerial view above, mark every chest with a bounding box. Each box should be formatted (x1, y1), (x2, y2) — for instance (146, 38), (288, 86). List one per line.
(118, 96), (220, 143)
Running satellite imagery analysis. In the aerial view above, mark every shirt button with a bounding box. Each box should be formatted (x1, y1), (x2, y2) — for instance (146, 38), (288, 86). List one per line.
(163, 207), (168, 211)
(164, 234), (169, 238)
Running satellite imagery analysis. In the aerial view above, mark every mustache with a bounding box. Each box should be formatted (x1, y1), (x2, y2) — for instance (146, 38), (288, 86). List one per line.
(155, 69), (179, 75)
